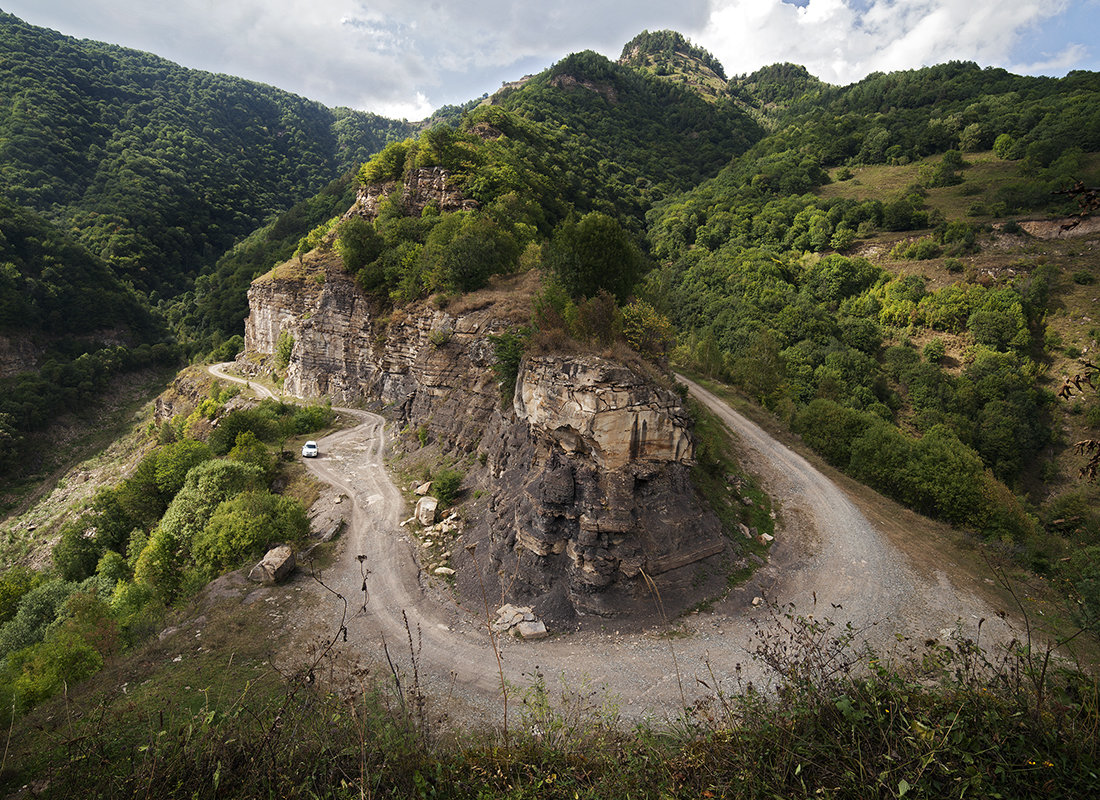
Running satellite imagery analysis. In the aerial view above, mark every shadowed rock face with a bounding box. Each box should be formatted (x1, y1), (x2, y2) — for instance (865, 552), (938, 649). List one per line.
(242, 259), (734, 621)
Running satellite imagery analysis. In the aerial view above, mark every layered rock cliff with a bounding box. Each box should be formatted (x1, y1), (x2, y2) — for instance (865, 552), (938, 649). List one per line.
(242, 254), (735, 621)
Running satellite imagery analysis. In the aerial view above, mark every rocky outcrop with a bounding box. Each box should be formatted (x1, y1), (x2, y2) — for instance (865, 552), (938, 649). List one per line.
(515, 357), (694, 470)
(472, 357), (729, 620)
(243, 256), (509, 452)
(242, 256), (735, 621)
(1018, 216), (1100, 239)
(248, 545), (296, 584)
(0, 333), (40, 379)
(345, 167), (478, 222)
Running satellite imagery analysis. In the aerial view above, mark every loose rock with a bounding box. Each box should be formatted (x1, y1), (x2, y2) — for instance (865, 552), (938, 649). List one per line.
(248, 545), (296, 585)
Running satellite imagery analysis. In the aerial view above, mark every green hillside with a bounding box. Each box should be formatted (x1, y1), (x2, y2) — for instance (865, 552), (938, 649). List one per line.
(0, 11), (414, 296)
(646, 62), (1100, 631)
(1, 21), (1100, 796)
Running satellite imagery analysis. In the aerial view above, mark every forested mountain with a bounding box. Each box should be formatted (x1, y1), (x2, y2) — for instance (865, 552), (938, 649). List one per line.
(618, 30), (730, 103)
(3, 19), (1100, 791)
(0, 11), (414, 296)
(0, 10), (414, 473)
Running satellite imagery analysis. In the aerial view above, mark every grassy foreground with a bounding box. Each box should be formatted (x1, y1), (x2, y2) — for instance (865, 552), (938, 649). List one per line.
(2, 592), (1096, 800)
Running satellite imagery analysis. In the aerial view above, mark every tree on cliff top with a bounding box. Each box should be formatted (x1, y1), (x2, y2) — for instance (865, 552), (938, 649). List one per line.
(544, 212), (648, 303)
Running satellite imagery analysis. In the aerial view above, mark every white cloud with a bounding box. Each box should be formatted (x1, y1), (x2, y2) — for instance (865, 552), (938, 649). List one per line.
(2, 0), (710, 114)
(2, 0), (1093, 116)
(697, 0), (1074, 83)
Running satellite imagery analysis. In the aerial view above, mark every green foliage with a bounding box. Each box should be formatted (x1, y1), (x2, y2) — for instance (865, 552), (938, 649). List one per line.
(545, 212), (648, 302)
(153, 439), (215, 499)
(0, 567), (43, 626)
(0, 579), (76, 658)
(431, 469), (464, 508)
(335, 216), (383, 273)
(275, 330), (295, 372)
(619, 30), (727, 80)
(133, 460), (264, 599)
(227, 431), (275, 478)
(294, 217), (339, 259)
(191, 490), (309, 577)
(3, 630), (103, 716)
(922, 338), (946, 363)
(488, 329), (530, 404)
(621, 299), (676, 360)
(0, 12), (414, 298)
(358, 139), (413, 184)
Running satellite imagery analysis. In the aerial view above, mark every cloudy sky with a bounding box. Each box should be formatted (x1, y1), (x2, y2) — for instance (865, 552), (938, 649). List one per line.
(4, 0), (1098, 119)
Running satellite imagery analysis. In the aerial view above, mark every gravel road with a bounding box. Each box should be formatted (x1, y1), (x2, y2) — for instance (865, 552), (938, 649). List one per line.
(209, 364), (1020, 725)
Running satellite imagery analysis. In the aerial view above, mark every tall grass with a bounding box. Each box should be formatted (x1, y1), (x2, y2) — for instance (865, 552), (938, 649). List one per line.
(4, 597), (1096, 799)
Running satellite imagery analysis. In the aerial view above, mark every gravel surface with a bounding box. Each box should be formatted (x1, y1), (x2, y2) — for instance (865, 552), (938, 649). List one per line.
(209, 364), (1023, 726)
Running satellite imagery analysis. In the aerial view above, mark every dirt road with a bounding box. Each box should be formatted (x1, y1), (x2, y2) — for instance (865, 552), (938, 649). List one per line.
(208, 364), (1019, 724)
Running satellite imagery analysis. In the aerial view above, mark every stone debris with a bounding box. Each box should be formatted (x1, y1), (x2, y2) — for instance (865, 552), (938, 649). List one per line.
(415, 496), (439, 526)
(738, 523), (752, 539)
(248, 545), (296, 585)
(492, 604), (548, 640)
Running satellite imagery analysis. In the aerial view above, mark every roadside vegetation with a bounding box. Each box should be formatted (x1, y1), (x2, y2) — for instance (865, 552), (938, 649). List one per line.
(2, 20), (1100, 796)
(0, 380), (334, 722)
(2, 590), (1095, 798)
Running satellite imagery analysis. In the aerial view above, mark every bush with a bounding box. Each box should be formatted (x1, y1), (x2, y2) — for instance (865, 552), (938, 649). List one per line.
(191, 490), (309, 577)
(335, 216), (383, 273)
(0, 567), (42, 626)
(432, 468), (464, 507)
(0, 579), (76, 658)
(154, 439), (215, 499)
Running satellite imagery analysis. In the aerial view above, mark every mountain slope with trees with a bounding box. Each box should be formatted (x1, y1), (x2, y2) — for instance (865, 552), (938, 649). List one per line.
(0, 11), (414, 296)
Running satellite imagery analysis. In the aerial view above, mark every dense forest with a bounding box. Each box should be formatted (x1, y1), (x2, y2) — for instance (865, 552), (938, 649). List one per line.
(0, 11), (414, 296)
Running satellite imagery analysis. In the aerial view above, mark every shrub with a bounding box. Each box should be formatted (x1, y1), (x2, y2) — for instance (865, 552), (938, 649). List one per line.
(432, 468), (464, 507)
(922, 338), (946, 363)
(488, 329), (529, 405)
(0, 579), (77, 658)
(275, 330), (294, 371)
(335, 216), (383, 273)
(191, 490), (309, 576)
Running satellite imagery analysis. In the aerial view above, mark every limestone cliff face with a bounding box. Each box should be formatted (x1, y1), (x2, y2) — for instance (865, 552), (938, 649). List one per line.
(477, 355), (729, 619)
(242, 256), (733, 620)
(515, 357), (694, 470)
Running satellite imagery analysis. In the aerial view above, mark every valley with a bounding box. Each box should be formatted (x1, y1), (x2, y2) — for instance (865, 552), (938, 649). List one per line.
(1, 13), (1099, 797)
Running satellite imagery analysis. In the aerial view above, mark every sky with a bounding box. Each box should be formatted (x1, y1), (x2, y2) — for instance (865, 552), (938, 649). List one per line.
(3, 0), (1099, 120)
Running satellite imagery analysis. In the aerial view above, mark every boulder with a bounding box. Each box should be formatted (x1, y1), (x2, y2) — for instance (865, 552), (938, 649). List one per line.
(415, 496), (439, 526)
(248, 545), (296, 585)
(515, 620), (548, 640)
(415, 481), (433, 496)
